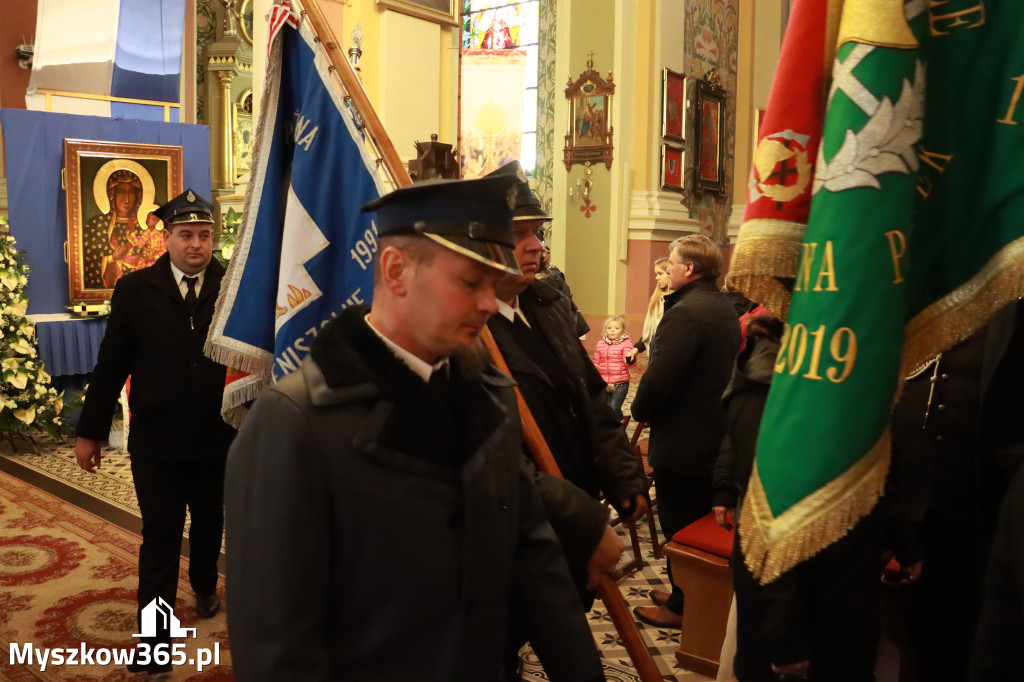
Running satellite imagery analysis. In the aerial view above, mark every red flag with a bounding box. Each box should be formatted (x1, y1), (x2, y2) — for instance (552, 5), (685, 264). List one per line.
(726, 0), (839, 317)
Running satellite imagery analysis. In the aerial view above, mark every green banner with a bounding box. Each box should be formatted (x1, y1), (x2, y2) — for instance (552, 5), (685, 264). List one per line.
(740, 0), (1024, 583)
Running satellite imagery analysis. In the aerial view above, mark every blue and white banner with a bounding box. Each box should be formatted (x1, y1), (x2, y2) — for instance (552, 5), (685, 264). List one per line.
(205, 6), (388, 422)
(26, 0), (185, 121)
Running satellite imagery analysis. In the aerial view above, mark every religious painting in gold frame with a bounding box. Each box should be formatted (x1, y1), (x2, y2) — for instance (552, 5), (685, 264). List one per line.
(376, 0), (458, 26)
(239, 0), (254, 45)
(233, 89), (254, 180)
(63, 140), (183, 305)
(694, 77), (726, 195)
(564, 54), (615, 170)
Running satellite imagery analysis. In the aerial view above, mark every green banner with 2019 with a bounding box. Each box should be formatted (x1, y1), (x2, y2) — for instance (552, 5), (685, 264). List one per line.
(742, 0), (1024, 583)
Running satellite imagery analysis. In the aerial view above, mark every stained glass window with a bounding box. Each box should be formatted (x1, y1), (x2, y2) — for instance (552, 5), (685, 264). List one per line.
(459, 0), (540, 177)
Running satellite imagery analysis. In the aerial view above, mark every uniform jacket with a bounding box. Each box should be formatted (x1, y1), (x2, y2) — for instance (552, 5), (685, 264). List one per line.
(224, 306), (603, 682)
(971, 463), (1024, 680)
(630, 277), (741, 475)
(487, 281), (647, 585)
(592, 336), (634, 385)
(76, 253), (235, 461)
(888, 299), (1024, 565)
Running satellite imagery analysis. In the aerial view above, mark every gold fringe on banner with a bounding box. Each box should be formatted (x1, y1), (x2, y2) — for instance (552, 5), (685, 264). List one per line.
(901, 235), (1024, 379)
(738, 429), (890, 584)
(725, 218), (806, 320)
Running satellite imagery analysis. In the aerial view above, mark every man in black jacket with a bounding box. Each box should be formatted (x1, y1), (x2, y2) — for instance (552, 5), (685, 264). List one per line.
(630, 234), (741, 628)
(888, 298), (1024, 681)
(76, 189), (236, 673)
(224, 176), (604, 681)
(485, 162), (648, 600)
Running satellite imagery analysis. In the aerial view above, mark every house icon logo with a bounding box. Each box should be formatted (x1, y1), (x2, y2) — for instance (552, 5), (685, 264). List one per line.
(133, 597), (197, 638)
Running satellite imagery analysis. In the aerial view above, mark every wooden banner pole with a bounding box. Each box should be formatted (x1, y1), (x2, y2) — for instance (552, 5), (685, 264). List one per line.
(297, 5), (661, 679)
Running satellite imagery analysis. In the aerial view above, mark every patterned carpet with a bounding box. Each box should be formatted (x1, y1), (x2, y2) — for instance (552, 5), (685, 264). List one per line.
(0, 468), (231, 681)
(0, 435), (205, 545)
(2, 439), (138, 514)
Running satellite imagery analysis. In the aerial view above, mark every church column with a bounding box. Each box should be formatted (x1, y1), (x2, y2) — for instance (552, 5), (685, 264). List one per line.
(218, 70), (235, 189)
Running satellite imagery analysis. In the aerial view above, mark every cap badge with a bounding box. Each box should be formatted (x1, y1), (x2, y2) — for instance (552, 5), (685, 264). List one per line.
(506, 185), (519, 210)
(187, 190), (196, 202)
(515, 168), (528, 184)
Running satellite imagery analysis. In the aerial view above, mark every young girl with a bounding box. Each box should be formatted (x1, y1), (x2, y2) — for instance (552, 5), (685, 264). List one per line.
(593, 315), (634, 421)
(627, 257), (673, 362)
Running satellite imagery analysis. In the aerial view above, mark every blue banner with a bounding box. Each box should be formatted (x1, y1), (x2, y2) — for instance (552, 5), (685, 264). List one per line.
(206, 13), (387, 420)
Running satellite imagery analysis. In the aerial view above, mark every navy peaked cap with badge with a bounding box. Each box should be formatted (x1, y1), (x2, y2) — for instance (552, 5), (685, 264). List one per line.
(153, 188), (216, 227)
(485, 161), (551, 222)
(360, 175), (522, 275)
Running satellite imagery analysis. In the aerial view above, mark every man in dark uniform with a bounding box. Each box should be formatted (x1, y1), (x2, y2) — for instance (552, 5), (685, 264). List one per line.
(485, 162), (648, 600)
(888, 298), (1024, 681)
(76, 189), (236, 673)
(224, 176), (605, 681)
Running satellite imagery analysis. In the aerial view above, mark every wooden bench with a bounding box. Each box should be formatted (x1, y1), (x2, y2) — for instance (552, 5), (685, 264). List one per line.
(665, 512), (734, 678)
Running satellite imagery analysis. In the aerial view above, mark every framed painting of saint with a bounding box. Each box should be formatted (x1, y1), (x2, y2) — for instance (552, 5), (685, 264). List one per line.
(63, 139), (183, 305)
(563, 54), (615, 170)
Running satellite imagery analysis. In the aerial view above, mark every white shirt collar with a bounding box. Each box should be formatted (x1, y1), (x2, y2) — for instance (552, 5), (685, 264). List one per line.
(364, 314), (448, 383)
(169, 261), (206, 295)
(495, 296), (530, 327)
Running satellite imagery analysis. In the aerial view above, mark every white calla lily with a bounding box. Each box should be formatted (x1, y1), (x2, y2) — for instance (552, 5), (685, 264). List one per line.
(9, 370), (28, 389)
(13, 406), (36, 425)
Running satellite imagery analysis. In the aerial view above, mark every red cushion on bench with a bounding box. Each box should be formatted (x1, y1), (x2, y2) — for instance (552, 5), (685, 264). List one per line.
(671, 513), (734, 558)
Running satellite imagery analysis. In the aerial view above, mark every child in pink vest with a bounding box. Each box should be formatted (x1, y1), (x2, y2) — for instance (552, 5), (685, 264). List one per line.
(593, 315), (634, 422)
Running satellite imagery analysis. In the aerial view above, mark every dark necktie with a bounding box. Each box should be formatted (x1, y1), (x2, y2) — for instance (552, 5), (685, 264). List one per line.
(183, 276), (198, 328)
(428, 366), (451, 402)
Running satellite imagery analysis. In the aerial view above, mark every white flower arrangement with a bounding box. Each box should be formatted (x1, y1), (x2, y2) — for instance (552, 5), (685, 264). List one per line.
(0, 220), (75, 441)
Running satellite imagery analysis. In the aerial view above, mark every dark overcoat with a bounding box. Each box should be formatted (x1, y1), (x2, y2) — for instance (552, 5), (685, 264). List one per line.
(76, 252), (235, 460)
(486, 281), (647, 580)
(224, 307), (603, 682)
(630, 277), (741, 476)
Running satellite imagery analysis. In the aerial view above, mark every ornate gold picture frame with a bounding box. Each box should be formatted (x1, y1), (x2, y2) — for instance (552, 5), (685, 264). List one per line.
(564, 54), (615, 170)
(376, 0), (458, 27)
(239, 0), (254, 45)
(694, 77), (726, 195)
(63, 140), (183, 305)
(662, 68), (686, 144)
(233, 89), (254, 180)
(662, 146), (684, 192)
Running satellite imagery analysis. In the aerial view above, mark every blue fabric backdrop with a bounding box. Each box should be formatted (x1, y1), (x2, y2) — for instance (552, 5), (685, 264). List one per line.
(0, 109), (210, 314)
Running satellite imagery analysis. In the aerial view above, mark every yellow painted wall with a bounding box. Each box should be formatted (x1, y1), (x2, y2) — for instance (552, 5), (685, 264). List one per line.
(733, 0), (754, 206)
(630, 1), (656, 192)
(734, 0), (784, 205)
(340, 0), (459, 162)
(561, 0), (616, 317)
